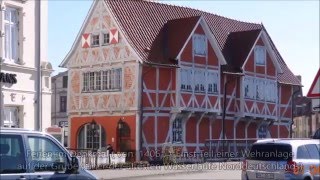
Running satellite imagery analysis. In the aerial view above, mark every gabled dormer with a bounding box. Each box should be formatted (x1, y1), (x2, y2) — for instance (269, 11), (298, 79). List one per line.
(164, 16), (226, 112)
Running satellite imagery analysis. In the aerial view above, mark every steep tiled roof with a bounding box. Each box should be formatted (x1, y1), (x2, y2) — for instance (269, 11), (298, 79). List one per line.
(262, 26), (301, 86)
(146, 16), (201, 65)
(104, 0), (301, 85)
(223, 29), (261, 70)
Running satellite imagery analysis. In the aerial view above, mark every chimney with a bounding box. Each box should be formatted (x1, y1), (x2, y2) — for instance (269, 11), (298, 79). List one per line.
(296, 75), (302, 83)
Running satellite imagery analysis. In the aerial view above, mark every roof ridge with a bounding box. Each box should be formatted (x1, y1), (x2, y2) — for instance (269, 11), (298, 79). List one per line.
(140, 0), (261, 25)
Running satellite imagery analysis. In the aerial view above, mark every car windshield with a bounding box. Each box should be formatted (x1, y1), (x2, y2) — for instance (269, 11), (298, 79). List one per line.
(247, 143), (292, 161)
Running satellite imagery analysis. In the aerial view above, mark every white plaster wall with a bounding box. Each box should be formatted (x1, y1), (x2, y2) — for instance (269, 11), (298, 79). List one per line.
(0, 0), (52, 130)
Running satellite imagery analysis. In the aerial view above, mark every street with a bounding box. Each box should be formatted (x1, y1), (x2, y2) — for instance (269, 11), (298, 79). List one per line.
(91, 162), (242, 179)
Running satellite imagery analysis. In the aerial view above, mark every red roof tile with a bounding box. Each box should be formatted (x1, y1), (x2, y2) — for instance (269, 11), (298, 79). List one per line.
(146, 16), (201, 65)
(104, 0), (301, 85)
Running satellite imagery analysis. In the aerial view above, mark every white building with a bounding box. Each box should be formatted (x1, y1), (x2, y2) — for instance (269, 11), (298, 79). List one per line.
(0, 0), (52, 130)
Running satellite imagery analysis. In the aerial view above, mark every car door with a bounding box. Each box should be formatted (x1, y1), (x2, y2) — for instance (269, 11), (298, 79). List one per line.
(305, 144), (320, 180)
(0, 134), (30, 180)
(25, 135), (79, 180)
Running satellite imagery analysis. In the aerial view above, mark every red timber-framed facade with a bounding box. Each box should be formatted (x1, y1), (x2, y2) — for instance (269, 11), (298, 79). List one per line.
(60, 0), (302, 161)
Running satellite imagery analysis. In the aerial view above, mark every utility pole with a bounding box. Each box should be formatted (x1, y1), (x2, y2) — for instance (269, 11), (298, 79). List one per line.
(35, 0), (42, 131)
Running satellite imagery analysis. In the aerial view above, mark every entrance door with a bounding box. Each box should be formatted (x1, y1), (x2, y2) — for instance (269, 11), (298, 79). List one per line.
(3, 107), (19, 128)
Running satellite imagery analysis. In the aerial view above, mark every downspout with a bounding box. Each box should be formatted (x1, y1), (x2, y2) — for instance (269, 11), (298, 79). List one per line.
(221, 71), (244, 154)
(54, 78), (57, 125)
(0, 60), (2, 127)
(35, 0), (42, 131)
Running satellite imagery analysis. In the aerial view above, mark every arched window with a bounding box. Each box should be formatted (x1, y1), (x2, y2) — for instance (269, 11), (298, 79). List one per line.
(77, 123), (106, 149)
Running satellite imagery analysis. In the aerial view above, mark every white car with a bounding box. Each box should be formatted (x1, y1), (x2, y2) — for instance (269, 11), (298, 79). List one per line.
(242, 139), (320, 180)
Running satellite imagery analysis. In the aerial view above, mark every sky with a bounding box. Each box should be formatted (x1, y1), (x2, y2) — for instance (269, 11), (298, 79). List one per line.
(48, 0), (319, 95)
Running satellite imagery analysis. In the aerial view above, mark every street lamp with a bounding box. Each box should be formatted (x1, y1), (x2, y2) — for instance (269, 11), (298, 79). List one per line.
(291, 88), (301, 138)
(90, 119), (97, 150)
(118, 117), (124, 152)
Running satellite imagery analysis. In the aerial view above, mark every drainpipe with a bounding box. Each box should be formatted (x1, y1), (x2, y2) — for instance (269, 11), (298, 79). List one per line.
(221, 71), (244, 155)
(54, 78), (57, 125)
(35, 0), (42, 131)
(0, 60), (2, 127)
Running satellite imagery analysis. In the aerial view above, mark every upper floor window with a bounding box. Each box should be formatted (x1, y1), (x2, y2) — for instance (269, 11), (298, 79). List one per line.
(62, 76), (68, 88)
(180, 69), (192, 92)
(60, 96), (67, 112)
(102, 33), (110, 45)
(91, 34), (99, 46)
(193, 34), (207, 56)
(243, 77), (277, 102)
(82, 68), (122, 93)
(194, 70), (206, 93)
(254, 45), (266, 65)
(172, 118), (183, 143)
(4, 7), (19, 62)
(207, 71), (219, 94)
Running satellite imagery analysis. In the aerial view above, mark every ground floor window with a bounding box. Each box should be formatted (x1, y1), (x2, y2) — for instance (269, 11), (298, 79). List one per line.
(77, 123), (106, 150)
(172, 117), (183, 143)
(3, 106), (19, 128)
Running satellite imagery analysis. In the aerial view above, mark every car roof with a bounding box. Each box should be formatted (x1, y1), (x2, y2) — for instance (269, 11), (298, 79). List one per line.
(254, 138), (320, 146)
(0, 127), (46, 135)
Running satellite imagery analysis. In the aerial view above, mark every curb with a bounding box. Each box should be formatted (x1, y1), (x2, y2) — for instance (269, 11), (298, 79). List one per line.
(97, 169), (207, 180)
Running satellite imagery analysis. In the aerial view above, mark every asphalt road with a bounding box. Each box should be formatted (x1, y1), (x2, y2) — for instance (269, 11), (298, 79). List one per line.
(91, 162), (243, 180)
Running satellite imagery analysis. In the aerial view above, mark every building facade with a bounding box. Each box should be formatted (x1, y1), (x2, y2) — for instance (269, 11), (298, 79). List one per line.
(0, 0), (52, 130)
(51, 71), (68, 126)
(60, 0), (301, 161)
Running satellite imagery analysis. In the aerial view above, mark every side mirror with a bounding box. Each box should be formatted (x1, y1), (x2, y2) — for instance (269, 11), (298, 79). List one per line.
(68, 156), (79, 173)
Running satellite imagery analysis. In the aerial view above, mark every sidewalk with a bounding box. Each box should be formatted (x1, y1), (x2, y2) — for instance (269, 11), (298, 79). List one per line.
(91, 162), (243, 179)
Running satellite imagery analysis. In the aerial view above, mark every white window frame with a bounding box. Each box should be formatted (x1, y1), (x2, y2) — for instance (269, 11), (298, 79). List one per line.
(243, 76), (277, 102)
(180, 68), (193, 92)
(193, 34), (207, 56)
(194, 69), (206, 93)
(254, 45), (266, 65)
(102, 32), (110, 46)
(207, 71), (219, 94)
(82, 69), (122, 93)
(78, 124), (104, 149)
(91, 33), (100, 47)
(3, 107), (19, 128)
(243, 76), (255, 99)
(3, 6), (19, 62)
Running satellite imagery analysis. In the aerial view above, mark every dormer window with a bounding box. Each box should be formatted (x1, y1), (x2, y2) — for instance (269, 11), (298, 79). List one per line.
(91, 34), (99, 46)
(193, 34), (207, 56)
(254, 45), (266, 65)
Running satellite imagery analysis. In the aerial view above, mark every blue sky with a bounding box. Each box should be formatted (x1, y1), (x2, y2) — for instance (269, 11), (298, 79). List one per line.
(48, 0), (319, 95)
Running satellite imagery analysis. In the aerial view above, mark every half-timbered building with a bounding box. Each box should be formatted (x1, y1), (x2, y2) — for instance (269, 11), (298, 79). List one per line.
(60, 0), (301, 161)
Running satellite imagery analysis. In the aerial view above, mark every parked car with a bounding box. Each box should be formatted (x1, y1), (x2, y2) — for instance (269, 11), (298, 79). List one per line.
(313, 128), (320, 139)
(0, 127), (97, 180)
(242, 139), (320, 180)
